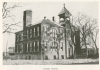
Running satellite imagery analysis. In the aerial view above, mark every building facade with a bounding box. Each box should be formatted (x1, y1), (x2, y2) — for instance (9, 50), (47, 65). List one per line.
(15, 5), (76, 60)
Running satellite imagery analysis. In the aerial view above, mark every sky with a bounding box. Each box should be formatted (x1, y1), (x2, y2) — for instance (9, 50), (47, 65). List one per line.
(3, 2), (99, 52)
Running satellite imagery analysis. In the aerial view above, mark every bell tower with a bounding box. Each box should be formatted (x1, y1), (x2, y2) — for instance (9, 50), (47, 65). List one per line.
(58, 4), (72, 59)
(58, 4), (72, 27)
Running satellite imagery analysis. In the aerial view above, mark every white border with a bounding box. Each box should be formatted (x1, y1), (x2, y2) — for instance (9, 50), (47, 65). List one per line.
(0, 0), (100, 70)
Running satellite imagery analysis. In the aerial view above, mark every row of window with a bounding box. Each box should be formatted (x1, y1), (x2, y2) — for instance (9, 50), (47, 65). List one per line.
(45, 55), (64, 60)
(16, 27), (40, 42)
(16, 26), (65, 42)
(26, 27), (40, 39)
(16, 41), (64, 53)
(16, 33), (23, 42)
(43, 42), (64, 51)
(43, 26), (65, 39)
(16, 43), (23, 53)
(43, 25), (49, 32)
(50, 28), (65, 39)
(26, 42), (40, 52)
(16, 41), (40, 53)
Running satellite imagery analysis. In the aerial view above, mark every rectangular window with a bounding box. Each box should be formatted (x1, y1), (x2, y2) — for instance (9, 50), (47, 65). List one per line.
(27, 43), (28, 52)
(50, 47), (52, 51)
(37, 27), (39, 36)
(17, 45), (19, 53)
(54, 55), (56, 59)
(61, 55), (64, 59)
(45, 55), (48, 60)
(34, 42), (35, 51)
(21, 44), (23, 53)
(16, 35), (19, 42)
(28, 43), (30, 52)
(37, 41), (39, 51)
(33, 28), (34, 37)
(27, 30), (29, 39)
(32, 42), (34, 52)
(19, 34), (21, 41)
(45, 41), (47, 51)
(19, 44), (21, 53)
(69, 49), (70, 56)
(17, 45), (18, 53)
(30, 29), (32, 38)
(34, 28), (35, 37)
(45, 46), (47, 51)
(22, 44), (23, 52)
(30, 43), (32, 52)
(21, 33), (23, 41)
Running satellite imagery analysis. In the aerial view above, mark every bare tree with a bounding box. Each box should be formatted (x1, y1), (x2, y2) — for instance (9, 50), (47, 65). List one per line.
(2, 2), (24, 33)
(87, 19), (99, 58)
(69, 13), (99, 58)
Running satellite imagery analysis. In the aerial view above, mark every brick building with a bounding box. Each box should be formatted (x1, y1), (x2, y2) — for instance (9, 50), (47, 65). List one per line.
(15, 5), (79, 60)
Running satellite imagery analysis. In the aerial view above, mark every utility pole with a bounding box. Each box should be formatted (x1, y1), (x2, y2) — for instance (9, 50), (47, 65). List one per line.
(6, 37), (8, 61)
(6, 32), (10, 62)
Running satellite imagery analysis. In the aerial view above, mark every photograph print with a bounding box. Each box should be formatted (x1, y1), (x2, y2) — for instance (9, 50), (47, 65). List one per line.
(2, 2), (99, 65)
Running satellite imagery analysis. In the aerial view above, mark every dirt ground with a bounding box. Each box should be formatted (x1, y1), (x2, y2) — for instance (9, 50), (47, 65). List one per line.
(3, 58), (99, 65)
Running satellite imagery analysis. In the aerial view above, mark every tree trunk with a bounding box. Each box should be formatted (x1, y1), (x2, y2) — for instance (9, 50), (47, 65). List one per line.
(57, 44), (60, 59)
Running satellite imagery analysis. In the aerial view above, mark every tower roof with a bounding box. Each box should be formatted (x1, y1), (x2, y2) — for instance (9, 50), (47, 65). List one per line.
(58, 4), (72, 18)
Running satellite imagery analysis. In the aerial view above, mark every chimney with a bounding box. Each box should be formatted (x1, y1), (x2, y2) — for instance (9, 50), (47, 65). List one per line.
(44, 16), (46, 19)
(52, 16), (55, 21)
(23, 10), (32, 30)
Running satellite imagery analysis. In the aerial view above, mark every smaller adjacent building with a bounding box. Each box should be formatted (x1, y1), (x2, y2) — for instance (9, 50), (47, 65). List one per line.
(8, 47), (15, 54)
(8, 47), (15, 55)
(8, 47), (15, 60)
(3, 52), (9, 60)
(3, 47), (15, 60)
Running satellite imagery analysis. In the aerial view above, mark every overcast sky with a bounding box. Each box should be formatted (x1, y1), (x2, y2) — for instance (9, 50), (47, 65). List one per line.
(3, 2), (99, 52)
